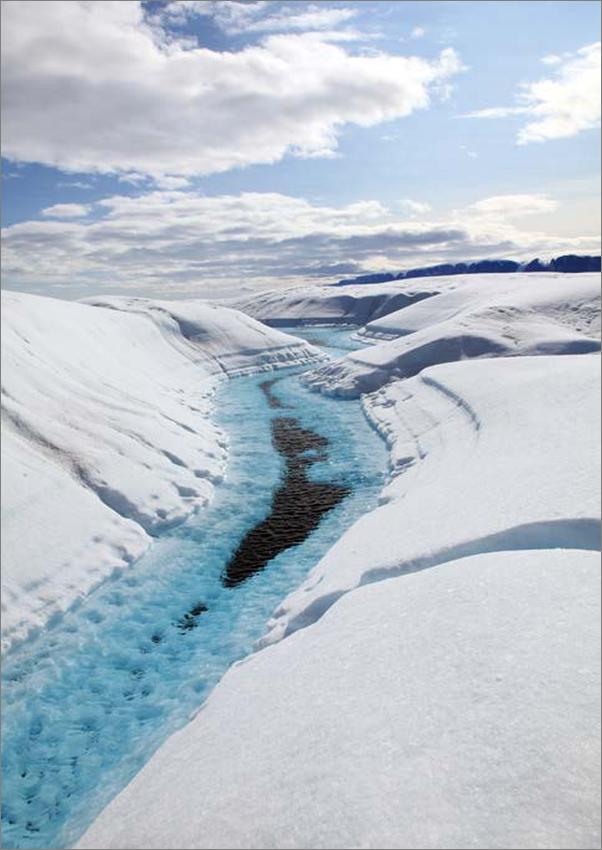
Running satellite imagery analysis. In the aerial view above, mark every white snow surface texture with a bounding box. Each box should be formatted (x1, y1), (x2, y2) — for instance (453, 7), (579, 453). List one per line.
(79, 273), (601, 850)
(1, 291), (321, 653)
(305, 272), (601, 396)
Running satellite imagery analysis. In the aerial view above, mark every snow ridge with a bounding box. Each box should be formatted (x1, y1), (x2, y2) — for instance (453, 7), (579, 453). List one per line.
(304, 273), (601, 397)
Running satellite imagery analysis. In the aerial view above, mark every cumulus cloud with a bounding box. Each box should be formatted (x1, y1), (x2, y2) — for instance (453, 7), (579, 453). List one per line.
(162, 2), (359, 35)
(1, 0), (463, 180)
(464, 42), (601, 143)
(41, 203), (91, 218)
(2, 189), (597, 297)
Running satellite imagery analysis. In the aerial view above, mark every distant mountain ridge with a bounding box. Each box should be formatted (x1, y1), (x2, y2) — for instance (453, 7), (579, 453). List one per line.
(334, 255), (601, 286)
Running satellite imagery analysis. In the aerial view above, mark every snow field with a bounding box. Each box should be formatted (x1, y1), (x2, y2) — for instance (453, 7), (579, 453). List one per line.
(305, 273), (601, 397)
(5, 274), (600, 849)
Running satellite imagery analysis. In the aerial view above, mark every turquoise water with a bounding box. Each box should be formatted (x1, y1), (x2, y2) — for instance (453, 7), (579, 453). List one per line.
(1, 327), (387, 849)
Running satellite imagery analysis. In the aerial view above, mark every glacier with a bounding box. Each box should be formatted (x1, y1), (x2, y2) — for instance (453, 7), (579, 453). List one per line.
(1, 270), (600, 850)
(0, 292), (322, 653)
(77, 272), (600, 850)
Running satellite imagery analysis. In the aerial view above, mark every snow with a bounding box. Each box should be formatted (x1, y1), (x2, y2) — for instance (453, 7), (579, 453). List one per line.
(1, 291), (321, 653)
(77, 345), (600, 850)
(77, 548), (601, 850)
(5, 274), (600, 848)
(263, 354), (601, 645)
(360, 272), (601, 339)
(230, 280), (441, 326)
(305, 273), (601, 397)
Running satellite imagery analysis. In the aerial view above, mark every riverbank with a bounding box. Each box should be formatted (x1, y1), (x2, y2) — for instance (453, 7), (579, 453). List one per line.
(0, 292), (322, 654)
(79, 350), (601, 850)
(1, 327), (387, 849)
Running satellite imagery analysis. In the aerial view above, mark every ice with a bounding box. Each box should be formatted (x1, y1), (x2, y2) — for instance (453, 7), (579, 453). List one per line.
(263, 354), (601, 645)
(77, 549), (601, 850)
(1, 291), (321, 652)
(77, 276), (600, 850)
(0, 328), (387, 849)
(4, 276), (600, 850)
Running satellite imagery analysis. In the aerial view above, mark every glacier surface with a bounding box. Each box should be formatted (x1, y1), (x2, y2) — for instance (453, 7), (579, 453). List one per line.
(78, 273), (601, 850)
(1, 291), (321, 652)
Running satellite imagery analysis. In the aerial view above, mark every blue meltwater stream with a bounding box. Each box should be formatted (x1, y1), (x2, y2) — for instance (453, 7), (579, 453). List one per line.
(1, 326), (387, 848)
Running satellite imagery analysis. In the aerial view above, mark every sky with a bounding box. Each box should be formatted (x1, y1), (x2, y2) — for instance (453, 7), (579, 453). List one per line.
(1, 0), (600, 299)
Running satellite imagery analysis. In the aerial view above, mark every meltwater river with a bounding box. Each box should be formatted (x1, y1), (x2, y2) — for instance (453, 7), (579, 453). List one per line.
(1, 326), (387, 849)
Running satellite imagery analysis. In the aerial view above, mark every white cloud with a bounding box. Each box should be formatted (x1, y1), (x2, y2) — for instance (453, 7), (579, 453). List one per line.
(469, 194), (558, 218)
(465, 106), (526, 119)
(41, 203), (91, 218)
(1, 1), (463, 180)
(541, 54), (563, 66)
(517, 43), (601, 143)
(398, 198), (431, 215)
(163, 2), (358, 35)
(3, 189), (597, 297)
(463, 42), (601, 143)
(57, 180), (94, 190)
(238, 5), (359, 34)
(154, 175), (192, 190)
(410, 27), (426, 40)
(161, 1), (268, 31)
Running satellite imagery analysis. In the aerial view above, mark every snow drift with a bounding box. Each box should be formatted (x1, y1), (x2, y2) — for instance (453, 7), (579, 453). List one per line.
(1, 291), (321, 653)
(305, 273), (601, 397)
(78, 349), (601, 850)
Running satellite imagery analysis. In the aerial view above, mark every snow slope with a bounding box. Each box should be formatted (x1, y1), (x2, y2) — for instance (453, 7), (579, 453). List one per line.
(360, 272), (601, 339)
(305, 273), (601, 397)
(264, 354), (600, 645)
(78, 351), (601, 850)
(231, 280), (440, 326)
(78, 549), (601, 850)
(1, 291), (321, 653)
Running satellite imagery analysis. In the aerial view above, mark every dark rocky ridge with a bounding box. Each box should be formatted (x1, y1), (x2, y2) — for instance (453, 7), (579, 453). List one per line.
(335, 255), (601, 286)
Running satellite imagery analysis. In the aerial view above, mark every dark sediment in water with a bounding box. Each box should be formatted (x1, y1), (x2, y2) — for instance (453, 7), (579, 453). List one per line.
(223, 416), (350, 587)
(176, 602), (208, 633)
(259, 378), (287, 409)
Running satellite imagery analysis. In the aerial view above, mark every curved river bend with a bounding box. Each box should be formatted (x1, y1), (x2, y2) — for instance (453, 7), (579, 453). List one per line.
(1, 326), (387, 849)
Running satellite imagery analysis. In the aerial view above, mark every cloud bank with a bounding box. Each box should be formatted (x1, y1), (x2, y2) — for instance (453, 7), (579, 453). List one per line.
(1, 0), (462, 180)
(2, 191), (598, 297)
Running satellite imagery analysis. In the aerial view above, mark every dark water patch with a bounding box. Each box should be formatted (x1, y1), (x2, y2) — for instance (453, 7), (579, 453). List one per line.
(259, 378), (287, 409)
(223, 417), (350, 587)
(176, 602), (208, 633)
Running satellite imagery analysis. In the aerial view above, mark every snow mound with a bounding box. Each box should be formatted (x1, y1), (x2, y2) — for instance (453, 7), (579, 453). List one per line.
(361, 272), (601, 338)
(230, 281), (440, 326)
(1, 291), (321, 653)
(77, 548), (601, 850)
(305, 273), (601, 397)
(84, 295), (324, 375)
(262, 354), (601, 645)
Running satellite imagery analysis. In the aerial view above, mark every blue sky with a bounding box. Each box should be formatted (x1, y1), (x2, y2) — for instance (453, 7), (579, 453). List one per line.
(1, 0), (600, 297)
